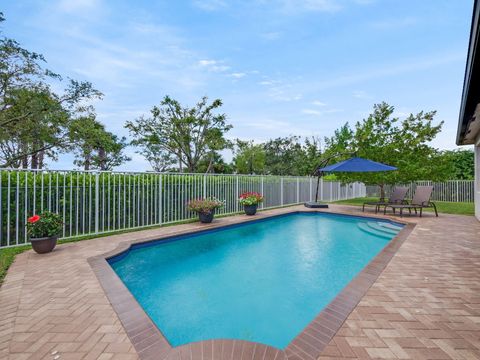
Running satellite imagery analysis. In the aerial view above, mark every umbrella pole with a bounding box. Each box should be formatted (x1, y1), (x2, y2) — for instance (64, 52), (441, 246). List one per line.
(315, 175), (321, 202)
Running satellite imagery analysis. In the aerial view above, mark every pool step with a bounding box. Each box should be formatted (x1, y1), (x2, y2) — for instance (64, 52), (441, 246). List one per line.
(366, 222), (400, 235)
(357, 222), (399, 239)
(377, 222), (403, 232)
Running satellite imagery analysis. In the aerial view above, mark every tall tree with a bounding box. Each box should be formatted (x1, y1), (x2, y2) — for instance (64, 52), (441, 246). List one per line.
(233, 140), (266, 174)
(263, 136), (306, 175)
(69, 116), (130, 171)
(324, 102), (449, 198)
(136, 143), (176, 172)
(0, 13), (102, 168)
(439, 149), (474, 180)
(125, 96), (232, 172)
(298, 136), (323, 176)
(197, 151), (234, 174)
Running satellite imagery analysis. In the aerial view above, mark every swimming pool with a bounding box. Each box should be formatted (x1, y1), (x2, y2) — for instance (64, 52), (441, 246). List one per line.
(109, 212), (403, 349)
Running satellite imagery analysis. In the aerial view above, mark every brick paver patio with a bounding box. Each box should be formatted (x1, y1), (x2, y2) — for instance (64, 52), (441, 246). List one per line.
(0, 205), (479, 359)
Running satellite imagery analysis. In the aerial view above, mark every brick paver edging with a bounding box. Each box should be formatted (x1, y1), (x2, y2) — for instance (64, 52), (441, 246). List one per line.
(89, 210), (415, 360)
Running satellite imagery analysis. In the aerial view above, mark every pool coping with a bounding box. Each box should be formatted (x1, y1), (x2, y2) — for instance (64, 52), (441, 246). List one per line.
(88, 209), (415, 360)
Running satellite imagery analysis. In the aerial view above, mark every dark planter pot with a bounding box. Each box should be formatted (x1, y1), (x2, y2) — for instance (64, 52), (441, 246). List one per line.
(244, 204), (258, 216)
(198, 209), (215, 223)
(30, 236), (57, 254)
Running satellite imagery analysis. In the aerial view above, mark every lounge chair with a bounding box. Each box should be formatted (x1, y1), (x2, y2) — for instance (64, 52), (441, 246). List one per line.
(362, 186), (409, 214)
(384, 185), (438, 217)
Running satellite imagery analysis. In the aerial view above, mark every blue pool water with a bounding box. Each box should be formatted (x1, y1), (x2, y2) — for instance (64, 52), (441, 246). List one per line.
(109, 212), (402, 349)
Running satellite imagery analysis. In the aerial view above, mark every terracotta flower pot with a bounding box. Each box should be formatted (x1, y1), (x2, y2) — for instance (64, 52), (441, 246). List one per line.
(244, 204), (258, 216)
(198, 209), (215, 223)
(30, 236), (57, 254)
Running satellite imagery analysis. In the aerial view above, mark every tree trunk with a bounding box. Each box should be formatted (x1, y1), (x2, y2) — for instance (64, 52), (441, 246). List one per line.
(178, 151), (183, 173)
(31, 153), (38, 169)
(98, 147), (106, 170)
(379, 183), (385, 201)
(20, 141), (28, 169)
(205, 156), (214, 174)
(38, 150), (44, 169)
(84, 151), (91, 171)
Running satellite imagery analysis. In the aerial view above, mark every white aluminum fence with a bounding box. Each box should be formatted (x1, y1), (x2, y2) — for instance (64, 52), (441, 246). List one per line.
(365, 180), (475, 203)
(0, 169), (365, 248)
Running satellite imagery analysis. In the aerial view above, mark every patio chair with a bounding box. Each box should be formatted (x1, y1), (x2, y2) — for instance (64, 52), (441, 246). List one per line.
(362, 186), (409, 214)
(384, 185), (438, 217)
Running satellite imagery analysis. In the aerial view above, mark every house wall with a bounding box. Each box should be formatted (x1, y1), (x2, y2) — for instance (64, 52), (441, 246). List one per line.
(476, 135), (480, 220)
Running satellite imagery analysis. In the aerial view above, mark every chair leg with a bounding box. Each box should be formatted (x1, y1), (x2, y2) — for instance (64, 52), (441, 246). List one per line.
(362, 204), (365, 212)
(419, 208), (423, 217)
(408, 208), (411, 215)
(431, 202), (438, 217)
(400, 208), (403, 217)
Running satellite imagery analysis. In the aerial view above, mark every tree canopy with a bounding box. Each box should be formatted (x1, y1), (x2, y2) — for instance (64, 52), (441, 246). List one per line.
(0, 12), (128, 170)
(69, 116), (130, 171)
(439, 149), (474, 180)
(322, 102), (450, 196)
(125, 95), (232, 173)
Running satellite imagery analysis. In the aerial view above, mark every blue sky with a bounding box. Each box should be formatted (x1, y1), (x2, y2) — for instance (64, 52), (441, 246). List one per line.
(2, 0), (474, 171)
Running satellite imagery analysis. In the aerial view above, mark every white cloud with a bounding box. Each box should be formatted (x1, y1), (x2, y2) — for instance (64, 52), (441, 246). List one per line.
(256, 77), (302, 101)
(302, 108), (343, 116)
(198, 59), (217, 66)
(197, 59), (230, 72)
(299, 51), (466, 93)
(312, 100), (327, 106)
(241, 119), (315, 136)
(230, 72), (247, 78)
(302, 109), (322, 115)
(258, 80), (277, 86)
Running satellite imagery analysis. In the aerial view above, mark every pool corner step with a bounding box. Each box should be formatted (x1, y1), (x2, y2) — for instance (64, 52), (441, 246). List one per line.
(366, 222), (400, 235)
(358, 222), (396, 239)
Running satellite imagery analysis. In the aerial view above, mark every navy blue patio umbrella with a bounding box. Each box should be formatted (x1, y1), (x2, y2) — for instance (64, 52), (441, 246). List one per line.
(318, 157), (397, 173)
(305, 156), (397, 208)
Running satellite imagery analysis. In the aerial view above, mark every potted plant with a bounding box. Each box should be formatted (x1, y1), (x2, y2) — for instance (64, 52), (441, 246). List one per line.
(187, 197), (224, 223)
(238, 192), (264, 215)
(26, 212), (63, 254)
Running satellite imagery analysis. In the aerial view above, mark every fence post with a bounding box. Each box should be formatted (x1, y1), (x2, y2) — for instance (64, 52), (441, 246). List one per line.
(281, 178), (284, 206)
(261, 176), (264, 209)
(235, 176), (239, 212)
(95, 172), (99, 234)
(320, 178), (323, 201)
(309, 177), (312, 201)
(296, 177), (299, 203)
(159, 174), (163, 225)
(456, 180), (459, 203)
(203, 175), (207, 198)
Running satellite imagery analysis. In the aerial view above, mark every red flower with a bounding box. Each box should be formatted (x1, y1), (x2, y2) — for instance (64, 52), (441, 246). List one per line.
(27, 215), (40, 224)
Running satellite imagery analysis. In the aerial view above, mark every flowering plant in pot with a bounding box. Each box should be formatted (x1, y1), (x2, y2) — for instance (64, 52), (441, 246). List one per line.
(238, 192), (264, 215)
(187, 197), (224, 223)
(26, 212), (63, 254)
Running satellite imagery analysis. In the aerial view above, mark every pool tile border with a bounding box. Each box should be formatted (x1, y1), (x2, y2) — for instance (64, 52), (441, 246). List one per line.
(88, 209), (415, 360)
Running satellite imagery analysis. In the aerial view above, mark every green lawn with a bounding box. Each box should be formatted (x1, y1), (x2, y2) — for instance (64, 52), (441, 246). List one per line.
(331, 197), (475, 216)
(0, 245), (30, 285)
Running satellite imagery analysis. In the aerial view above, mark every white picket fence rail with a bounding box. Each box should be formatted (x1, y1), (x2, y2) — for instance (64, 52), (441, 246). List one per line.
(365, 180), (475, 203)
(0, 169), (366, 248)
